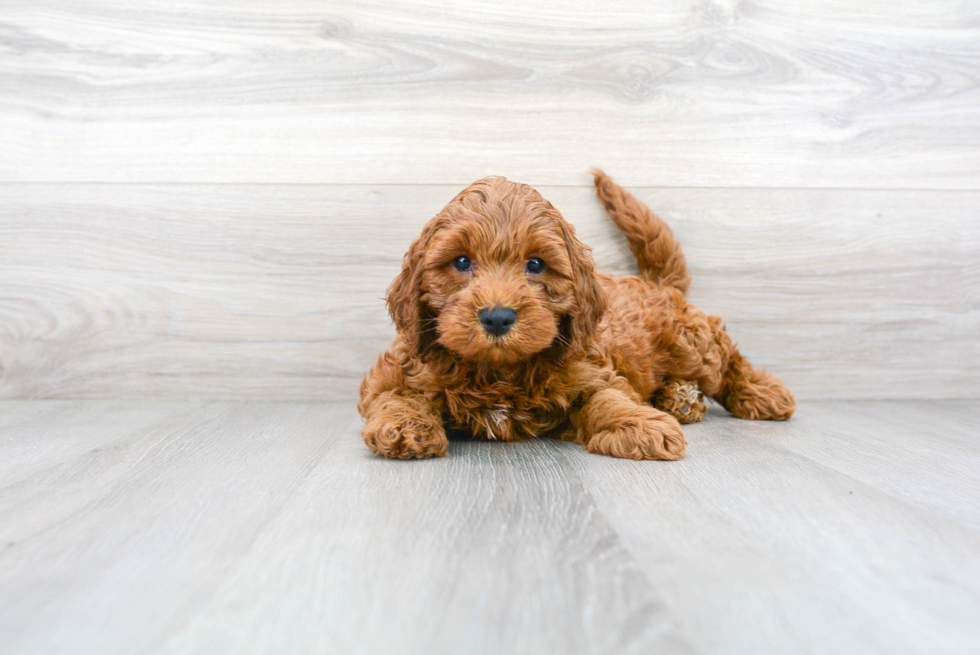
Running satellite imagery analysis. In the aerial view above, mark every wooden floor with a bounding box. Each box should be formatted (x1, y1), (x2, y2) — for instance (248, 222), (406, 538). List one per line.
(1, 401), (978, 654)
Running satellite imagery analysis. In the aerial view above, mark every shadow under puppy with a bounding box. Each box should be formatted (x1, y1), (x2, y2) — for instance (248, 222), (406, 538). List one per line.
(359, 171), (795, 460)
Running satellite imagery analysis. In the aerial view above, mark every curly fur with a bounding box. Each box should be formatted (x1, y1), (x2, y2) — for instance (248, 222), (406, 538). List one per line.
(359, 171), (795, 460)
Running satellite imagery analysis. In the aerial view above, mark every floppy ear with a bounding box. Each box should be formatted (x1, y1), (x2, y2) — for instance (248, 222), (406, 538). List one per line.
(555, 214), (607, 358)
(386, 223), (438, 357)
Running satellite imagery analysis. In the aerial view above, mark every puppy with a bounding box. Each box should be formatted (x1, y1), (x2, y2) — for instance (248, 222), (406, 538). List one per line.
(359, 171), (795, 460)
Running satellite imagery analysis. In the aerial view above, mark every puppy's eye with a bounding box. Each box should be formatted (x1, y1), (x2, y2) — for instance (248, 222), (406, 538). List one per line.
(526, 257), (546, 274)
(453, 255), (472, 271)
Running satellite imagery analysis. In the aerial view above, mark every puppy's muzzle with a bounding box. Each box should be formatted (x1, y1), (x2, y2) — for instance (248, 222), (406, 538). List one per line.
(479, 306), (517, 336)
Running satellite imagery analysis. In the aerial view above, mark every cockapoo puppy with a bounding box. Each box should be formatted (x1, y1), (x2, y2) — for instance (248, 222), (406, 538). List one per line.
(359, 171), (795, 460)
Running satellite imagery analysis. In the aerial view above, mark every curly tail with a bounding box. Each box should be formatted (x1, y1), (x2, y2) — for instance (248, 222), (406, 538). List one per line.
(592, 169), (691, 294)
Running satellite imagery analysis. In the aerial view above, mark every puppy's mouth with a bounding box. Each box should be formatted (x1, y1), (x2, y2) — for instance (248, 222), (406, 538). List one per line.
(479, 336), (524, 363)
(452, 328), (524, 365)
(435, 321), (534, 365)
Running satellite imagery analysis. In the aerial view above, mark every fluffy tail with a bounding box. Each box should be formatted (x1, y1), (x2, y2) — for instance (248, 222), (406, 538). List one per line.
(592, 169), (690, 294)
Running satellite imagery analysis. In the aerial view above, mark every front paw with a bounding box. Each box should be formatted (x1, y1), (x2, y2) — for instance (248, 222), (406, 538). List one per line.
(363, 413), (448, 459)
(586, 407), (687, 461)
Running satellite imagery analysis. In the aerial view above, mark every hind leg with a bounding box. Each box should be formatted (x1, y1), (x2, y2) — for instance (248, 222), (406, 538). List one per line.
(652, 378), (708, 424)
(714, 351), (795, 421)
(667, 300), (795, 421)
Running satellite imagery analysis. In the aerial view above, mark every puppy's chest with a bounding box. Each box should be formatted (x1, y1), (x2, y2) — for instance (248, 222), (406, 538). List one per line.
(444, 387), (565, 441)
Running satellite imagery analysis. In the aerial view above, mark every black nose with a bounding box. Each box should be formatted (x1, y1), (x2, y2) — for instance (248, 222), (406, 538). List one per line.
(479, 306), (517, 336)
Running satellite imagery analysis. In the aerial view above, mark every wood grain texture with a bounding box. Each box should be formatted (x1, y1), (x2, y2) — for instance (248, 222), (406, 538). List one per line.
(1, 0), (979, 187)
(2, 183), (977, 401)
(1, 400), (978, 654)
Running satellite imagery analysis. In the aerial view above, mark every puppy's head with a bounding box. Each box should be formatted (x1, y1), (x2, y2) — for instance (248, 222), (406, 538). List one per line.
(387, 177), (606, 365)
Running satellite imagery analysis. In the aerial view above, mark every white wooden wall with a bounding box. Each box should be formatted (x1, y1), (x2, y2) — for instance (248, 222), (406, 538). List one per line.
(1, 0), (978, 400)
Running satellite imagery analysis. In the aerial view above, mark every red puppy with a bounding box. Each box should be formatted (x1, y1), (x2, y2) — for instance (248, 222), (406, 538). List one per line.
(359, 171), (794, 459)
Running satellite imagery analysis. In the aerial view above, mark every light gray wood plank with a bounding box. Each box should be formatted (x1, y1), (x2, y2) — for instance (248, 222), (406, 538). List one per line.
(0, 402), (350, 654)
(0, 400), (190, 493)
(779, 401), (980, 527)
(1, 0), (978, 187)
(0, 401), (690, 655)
(2, 184), (977, 400)
(566, 402), (980, 655)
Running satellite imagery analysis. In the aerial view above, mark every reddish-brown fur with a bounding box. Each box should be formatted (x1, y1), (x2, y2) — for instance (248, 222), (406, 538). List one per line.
(358, 171), (795, 460)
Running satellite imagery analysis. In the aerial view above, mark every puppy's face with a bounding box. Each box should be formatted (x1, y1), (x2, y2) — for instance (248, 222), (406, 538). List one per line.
(388, 177), (605, 366)
(423, 204), (575, 365)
